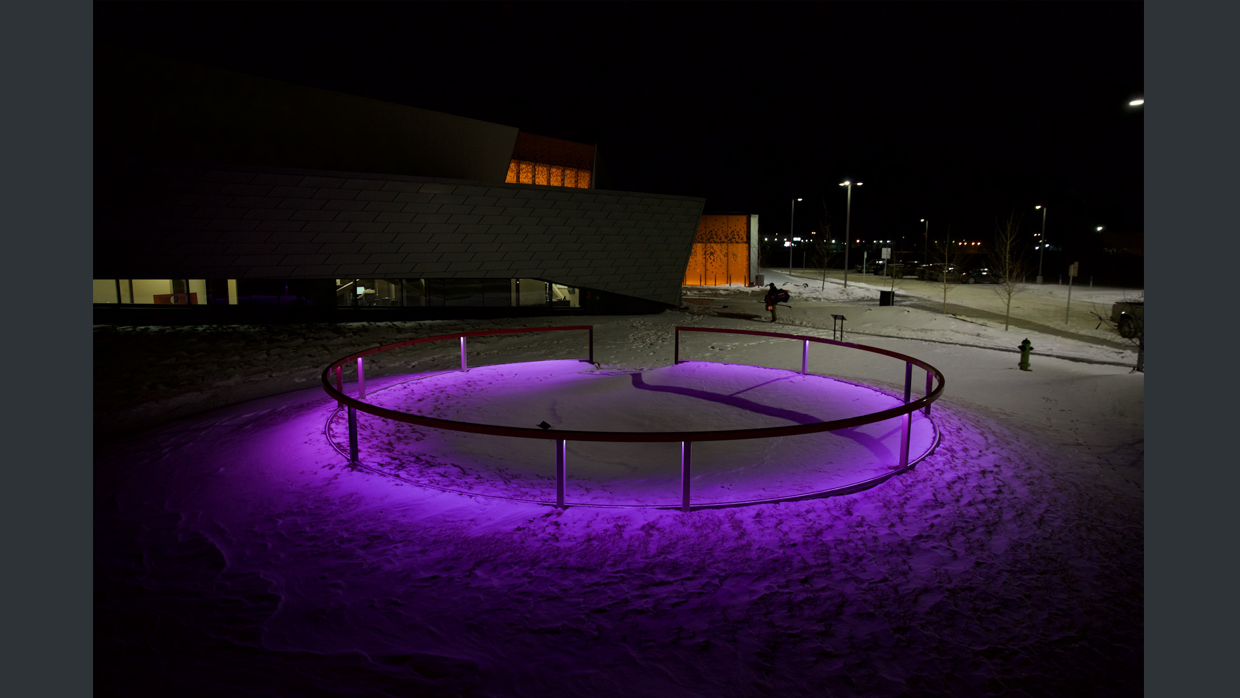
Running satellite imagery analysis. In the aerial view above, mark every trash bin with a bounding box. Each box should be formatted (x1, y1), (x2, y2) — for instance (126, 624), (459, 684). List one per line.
(879, 290), (894, 306)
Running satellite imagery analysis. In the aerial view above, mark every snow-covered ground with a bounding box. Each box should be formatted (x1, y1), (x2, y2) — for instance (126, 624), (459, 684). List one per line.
(94, 283), (1143, 697)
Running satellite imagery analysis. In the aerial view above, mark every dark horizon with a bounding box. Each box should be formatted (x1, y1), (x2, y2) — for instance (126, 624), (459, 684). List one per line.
(95, 2), (1143, 254)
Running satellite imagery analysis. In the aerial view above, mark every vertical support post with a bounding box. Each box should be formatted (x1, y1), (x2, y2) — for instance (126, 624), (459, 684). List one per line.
(335, 365), (343, 399)
(357, 357), (365, 399)
(555, 439), (567, 508)
(802, 340), (809, 375)
(588, 327), (594, 363)
(674, 328), (680, 365)
(460, 336), (467, 371)
(348, 406), (359, 464)
(903, 361), (912, 404)
(681, 441), (693, 513)
(898, 412), (911, 468)
(924, 369), (933, 417)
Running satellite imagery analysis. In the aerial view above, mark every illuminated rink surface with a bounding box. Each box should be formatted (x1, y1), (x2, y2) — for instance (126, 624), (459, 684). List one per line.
(331, 360), (938, 507)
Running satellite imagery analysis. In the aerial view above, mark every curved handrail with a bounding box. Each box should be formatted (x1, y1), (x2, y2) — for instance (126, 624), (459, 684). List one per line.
(320, 325), (945, 443)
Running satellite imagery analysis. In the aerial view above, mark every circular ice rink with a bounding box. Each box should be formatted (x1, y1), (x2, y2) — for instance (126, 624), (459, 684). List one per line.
(326, 359), (939, 507)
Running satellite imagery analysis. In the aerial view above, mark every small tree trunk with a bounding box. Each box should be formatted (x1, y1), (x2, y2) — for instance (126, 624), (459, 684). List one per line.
(1004, 294), (1012, 331)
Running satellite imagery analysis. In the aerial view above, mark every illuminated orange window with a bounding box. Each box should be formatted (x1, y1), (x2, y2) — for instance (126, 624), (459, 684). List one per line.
(683, 215), (751, 286)
(505, 160), (592, 189)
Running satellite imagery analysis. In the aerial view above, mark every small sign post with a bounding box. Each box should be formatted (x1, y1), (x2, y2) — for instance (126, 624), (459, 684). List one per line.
(1065, 262), (1078, 324)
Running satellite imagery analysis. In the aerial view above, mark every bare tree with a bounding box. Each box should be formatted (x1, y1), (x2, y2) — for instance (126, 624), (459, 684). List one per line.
(1091, 294), (1145, 372)
(987, 213), (1031, 331)
(930, 226), (970, 314)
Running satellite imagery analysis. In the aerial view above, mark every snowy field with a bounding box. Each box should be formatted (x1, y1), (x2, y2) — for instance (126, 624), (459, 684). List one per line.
(94, 278), (1143, 697)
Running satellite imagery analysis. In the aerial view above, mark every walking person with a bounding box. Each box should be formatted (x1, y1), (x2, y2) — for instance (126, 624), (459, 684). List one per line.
(764, 283), (789, 323)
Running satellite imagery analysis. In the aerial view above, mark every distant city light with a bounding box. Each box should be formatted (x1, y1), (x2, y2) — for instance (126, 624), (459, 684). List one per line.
(1129, 98), (1144, 106)
(1096, 226), (1104, 231)
(1035, 205), (1042, 210)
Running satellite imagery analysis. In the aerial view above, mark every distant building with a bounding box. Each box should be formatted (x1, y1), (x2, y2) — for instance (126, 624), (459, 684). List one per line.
(93, 48), (704, 323)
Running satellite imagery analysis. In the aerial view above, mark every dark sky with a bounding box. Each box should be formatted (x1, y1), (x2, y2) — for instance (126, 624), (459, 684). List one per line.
(95, 1), (1143, 252)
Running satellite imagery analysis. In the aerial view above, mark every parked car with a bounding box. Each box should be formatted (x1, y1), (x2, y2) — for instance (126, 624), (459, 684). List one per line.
(854, 259), (881, 274)
(874, 260), (921, 279)
(958, 267), (1000, 284)
(1110, 300), (1144, 338)
(918, 263), (960, 282)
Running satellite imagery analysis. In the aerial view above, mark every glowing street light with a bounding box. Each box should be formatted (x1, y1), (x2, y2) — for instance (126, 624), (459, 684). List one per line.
(920, 218), (929, 264)
(789, 197), (802, 274)
(1096, 226), (1104, 231)
(839, 181), (862, 288)
(1035, 205), (1048, 283)
(1129, 98), (1144, 107)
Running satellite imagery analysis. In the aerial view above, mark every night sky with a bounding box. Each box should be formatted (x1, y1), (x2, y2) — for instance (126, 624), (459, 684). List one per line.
(96, 1), (1143, 253)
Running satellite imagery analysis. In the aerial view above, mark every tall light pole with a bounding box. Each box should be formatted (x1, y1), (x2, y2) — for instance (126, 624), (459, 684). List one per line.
(840, 181), (861, 288)
(789, 198), (802, 275)
(920, 218), (929, 263)
(1035, 205), (1047, 283)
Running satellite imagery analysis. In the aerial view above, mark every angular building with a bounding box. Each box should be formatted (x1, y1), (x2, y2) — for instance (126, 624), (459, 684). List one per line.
(93, 48), (706, 323)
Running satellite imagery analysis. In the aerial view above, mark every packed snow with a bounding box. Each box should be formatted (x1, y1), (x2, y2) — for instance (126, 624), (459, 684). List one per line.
(94, 274), (1143, 697)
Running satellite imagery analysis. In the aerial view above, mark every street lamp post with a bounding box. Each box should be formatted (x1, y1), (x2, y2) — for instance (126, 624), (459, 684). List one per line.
(920, 218), (929, 264)
(789, 198), (801, 275)
(1035, 205), (1047, 283)
(840, 181), (861, 288)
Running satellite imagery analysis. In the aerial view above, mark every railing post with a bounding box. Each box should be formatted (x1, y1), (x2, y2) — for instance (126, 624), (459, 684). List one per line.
(588, 327), (594, 363)
(802, 340), (809, 375)
(460, 336), (467, 371)
(335, 365), (343, 399)
(681, 441), (693, 512)
(348, 406), (359, 464)
(674, 328), (680, 365)
(924, 369), (933, 417)
(903, 362), (912, 404)
(555, 439), (567, 508)
(899, 412), (911, 468)
(357, 357), (365, 399)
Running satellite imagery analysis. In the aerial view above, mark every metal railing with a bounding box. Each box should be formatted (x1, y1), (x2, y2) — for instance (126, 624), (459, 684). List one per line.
(321, 325), (944, 511)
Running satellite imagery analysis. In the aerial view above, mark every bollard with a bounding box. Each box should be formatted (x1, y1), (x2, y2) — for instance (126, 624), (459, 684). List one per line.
(555, 439), (567, 508)
(357, 357), (365, 398)
(899, 412), (911, 468)
(924, 369), (933, 417)
(802, 340), (809, 375)
(681, 441), (693, 512)
(460, 336), (467, 371)
(1018, 338), (1034, 371)
(348, 406), (359, 464)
